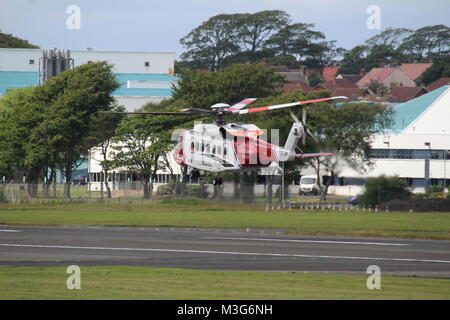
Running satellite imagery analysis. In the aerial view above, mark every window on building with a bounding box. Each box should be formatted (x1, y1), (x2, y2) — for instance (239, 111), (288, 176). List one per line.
(29, 59), (34, 65)
(144, 61), (150, 67)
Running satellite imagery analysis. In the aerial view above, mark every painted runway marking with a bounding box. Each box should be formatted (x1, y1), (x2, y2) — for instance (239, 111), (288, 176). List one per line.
(202, 237), (409, 246)
(1, 243), (449, 264)
(0, 230), (22, 233)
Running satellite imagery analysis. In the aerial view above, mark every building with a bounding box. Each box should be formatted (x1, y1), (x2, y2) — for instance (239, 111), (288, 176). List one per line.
(427, 78), (450, 91)
(356, 67), (416, 89)
(0, 48), (178, 183)
(389, 86), (428, 102)
(398, 63), (432, 82)
(0, 48), (178, 111)
(329, 86), (450, 196)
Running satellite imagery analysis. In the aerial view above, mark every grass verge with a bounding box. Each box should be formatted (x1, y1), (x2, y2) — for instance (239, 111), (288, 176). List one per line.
(1, 266), (449, 300)
(1, 200), (450, 239)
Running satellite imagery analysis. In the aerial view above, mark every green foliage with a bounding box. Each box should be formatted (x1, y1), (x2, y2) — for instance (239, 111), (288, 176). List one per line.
(156, 184), (175, 196)
(400, 25), (450, 62)
(419, 56), (450, 85)
(0, 31), (39, 48)
(0, 186), (6, 203)
(172, 64), (285, 108)
(426, 185), (444, 194)
(359, 175), (411, 207)
(187, 184), (209, 198)
(307, 73), (323, 87)
(0, 62), (119, 195)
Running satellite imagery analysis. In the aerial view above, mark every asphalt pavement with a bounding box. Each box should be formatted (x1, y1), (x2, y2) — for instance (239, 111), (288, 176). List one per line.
(1, 225), (450, 278)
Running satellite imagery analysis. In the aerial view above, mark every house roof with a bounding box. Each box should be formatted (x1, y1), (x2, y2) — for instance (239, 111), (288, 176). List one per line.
(280, 80), (313, 94)
(390, 85), (449, 132)
(322, 66), (339, 82)
(332, 88), (367, 99)
(356, 68), (396, 87)
(399, 63), (432, 81)
(426, 77), (450, 92)
(389, 86), (428, 102)
(278, 71), (307, 82)
(316, 78), (358, 91)
(336, 74), (363, 83)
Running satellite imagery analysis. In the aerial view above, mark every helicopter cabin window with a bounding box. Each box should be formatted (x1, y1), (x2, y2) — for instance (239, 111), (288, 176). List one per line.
(201, 143), (205, 152)
(223, 147), (227, 157)
(206, 144), (210, 153)
(191, 142), (195, 152)
(212, 146), (216, 155)
(217, 146), (221, 156)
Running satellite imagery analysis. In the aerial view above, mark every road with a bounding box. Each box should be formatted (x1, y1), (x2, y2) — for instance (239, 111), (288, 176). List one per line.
(1, 225), (450, 278)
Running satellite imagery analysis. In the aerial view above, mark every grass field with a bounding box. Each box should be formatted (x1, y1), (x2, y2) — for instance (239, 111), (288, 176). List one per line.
(0, 199), (449, 239)
(1, 266), (449, 300)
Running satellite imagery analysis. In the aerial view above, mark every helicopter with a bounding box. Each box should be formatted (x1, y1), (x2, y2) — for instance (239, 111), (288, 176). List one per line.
(100, 96), (347, 175)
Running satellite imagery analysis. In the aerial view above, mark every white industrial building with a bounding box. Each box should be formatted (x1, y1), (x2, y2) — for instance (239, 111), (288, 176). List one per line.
(329, 85), (450, 196)
(0, 48), (178, 111)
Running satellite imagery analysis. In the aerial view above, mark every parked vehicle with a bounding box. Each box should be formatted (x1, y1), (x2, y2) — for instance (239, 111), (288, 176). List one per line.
(299, 175), (321, 195)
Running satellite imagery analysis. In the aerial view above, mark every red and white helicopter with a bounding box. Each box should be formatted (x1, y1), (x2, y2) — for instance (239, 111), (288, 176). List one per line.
(107, 96), (347, 174)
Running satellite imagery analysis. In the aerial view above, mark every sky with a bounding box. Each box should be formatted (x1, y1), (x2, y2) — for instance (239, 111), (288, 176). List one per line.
(1, 0), (449, 58)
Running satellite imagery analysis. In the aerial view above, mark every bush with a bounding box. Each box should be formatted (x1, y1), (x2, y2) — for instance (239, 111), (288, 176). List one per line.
(156, 184), (174, 196)
(187, 184), (209, 198)
(426, 185), (444, 194)
(359, 175), (411, 207)
(0, 186), (6, 203)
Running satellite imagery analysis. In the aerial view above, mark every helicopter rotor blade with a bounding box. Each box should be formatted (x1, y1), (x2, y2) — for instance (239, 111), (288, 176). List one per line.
(235, 96), (347, 115)
(95, 111), (215, 116)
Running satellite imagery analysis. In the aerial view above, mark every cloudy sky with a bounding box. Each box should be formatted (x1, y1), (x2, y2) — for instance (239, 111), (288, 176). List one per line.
(1, 0), (449, 57)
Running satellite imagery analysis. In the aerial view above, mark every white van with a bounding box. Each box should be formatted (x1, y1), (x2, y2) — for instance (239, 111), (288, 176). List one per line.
(299, 175), (321, 195)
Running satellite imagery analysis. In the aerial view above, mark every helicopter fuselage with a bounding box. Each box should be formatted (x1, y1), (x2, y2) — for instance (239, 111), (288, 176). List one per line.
(172, 122), (287, 172)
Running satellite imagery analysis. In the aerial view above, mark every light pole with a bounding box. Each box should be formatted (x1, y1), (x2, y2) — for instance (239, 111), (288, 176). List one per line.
(424, 142), (431, 190)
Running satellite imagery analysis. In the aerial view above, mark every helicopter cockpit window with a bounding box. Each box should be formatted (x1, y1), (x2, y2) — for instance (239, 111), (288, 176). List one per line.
(212, 146), (216, 155)
(191, 142), (195, 152)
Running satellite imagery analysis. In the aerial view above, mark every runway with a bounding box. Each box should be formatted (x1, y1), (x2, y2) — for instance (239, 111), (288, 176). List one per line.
(1, 225), (450, 278)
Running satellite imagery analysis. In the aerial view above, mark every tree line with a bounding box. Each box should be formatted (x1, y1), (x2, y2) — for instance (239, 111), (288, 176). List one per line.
(178, 11), (449, 85)
(0, 62), (393, 201)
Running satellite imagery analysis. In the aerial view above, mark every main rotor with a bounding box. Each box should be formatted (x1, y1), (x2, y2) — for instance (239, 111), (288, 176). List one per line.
(97, 96), (348, 126)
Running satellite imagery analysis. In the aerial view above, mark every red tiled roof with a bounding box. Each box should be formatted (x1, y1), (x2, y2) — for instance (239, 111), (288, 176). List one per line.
(322, 66), (339, 82)
(356, 68), (396, 87)
(332, 88), (366, 99)
(280, 80), (313, 94)
(315, 78), (358, 91)
(399, 63), (432, 81)
(426, 78), (450, 91)
(389, 86), (428, 102)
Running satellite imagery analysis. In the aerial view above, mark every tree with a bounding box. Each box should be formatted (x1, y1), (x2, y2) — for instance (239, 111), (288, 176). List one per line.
(419, 56), (450, 85)
(237, 10), (290, 58)
(0, 87), (44, 195)
(307, 101), (394, 200)
(107, 114), (173, 199)
(337, 45), (369, 74)
(172, 64), (286, 108)
(359, 175), (411, 207)
(180, 14), (241, 71)
(400, 25), (450, 62)
(0, 30), (39, 48)
(30, 61), (119, 198)
(84, 105), (125, 199)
